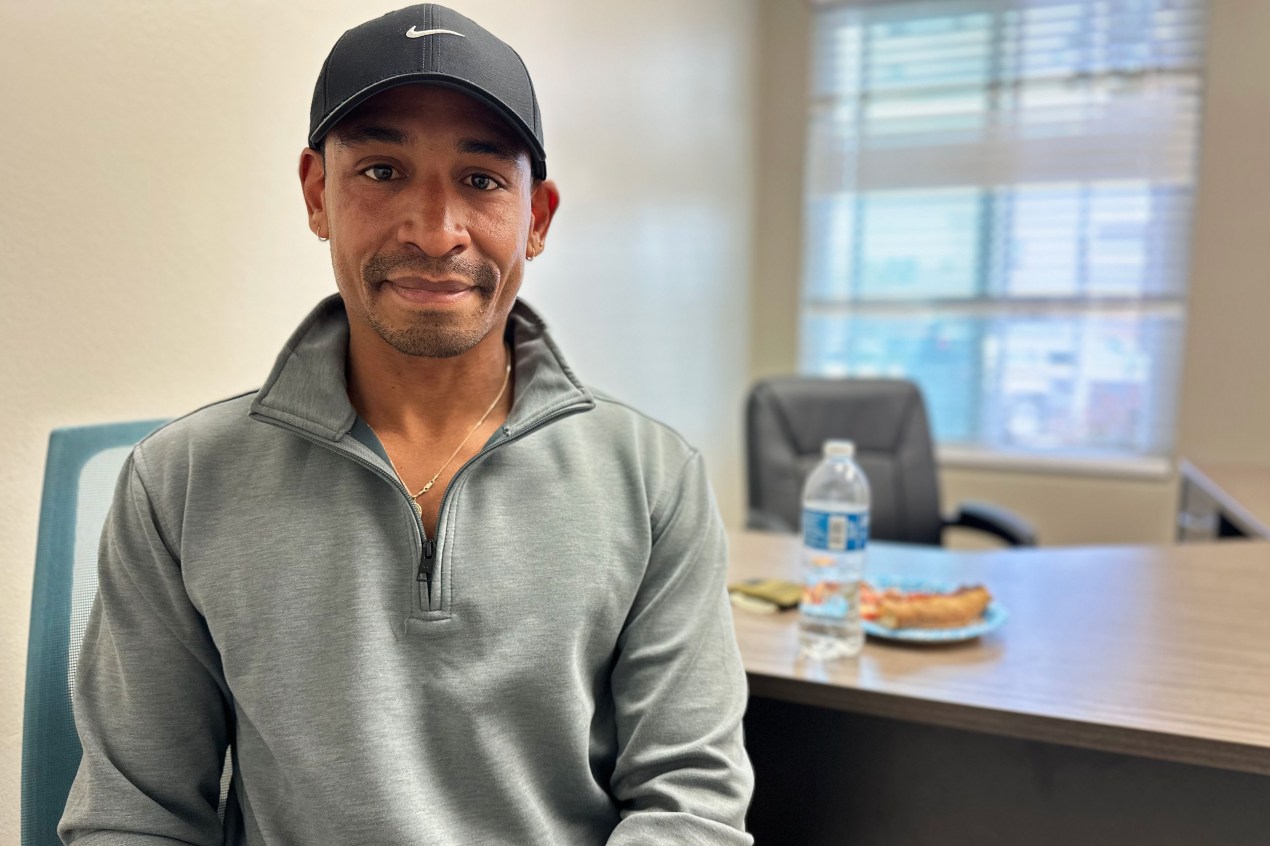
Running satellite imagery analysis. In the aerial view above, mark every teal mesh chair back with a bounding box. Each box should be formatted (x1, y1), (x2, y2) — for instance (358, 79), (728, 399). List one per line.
(22, 420), (169, 844)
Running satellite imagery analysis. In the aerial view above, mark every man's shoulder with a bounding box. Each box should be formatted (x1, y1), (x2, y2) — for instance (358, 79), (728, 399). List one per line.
(578, 385), (699, 469)
(133, 389), (261, 467)
(587, 387), (688, 438)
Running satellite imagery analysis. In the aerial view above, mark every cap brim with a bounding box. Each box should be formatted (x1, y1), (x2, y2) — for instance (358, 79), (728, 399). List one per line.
(308, 73), (546, 180)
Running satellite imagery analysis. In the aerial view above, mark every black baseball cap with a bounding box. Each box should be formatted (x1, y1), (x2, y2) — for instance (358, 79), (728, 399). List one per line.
(309, 4), (547, 179)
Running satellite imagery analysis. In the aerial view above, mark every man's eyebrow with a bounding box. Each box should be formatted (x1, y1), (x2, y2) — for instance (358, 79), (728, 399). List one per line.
(457, 137), (522, 165)
(334, 124), (409, 149)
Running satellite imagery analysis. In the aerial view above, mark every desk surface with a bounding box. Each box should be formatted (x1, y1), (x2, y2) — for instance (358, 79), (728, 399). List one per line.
(729, 530), (1270, 776)
(1179, 459), (1270, 539)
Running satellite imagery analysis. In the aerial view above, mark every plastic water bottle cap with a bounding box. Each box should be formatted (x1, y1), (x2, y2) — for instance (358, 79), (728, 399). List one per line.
(823, 439), (855, 458)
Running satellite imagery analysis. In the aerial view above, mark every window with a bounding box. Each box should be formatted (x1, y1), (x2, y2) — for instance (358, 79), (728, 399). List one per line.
(800, 0), (1207, 466)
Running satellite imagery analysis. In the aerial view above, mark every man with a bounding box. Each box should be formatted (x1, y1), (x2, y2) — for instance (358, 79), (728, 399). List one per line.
(57, 4), (754, 844)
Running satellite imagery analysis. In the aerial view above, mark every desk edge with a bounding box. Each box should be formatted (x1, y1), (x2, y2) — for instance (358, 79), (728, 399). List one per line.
(747, 672), (1270, 778)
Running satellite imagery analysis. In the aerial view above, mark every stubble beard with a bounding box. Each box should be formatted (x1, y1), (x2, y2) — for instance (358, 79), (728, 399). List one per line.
(358, 252), (501, 359)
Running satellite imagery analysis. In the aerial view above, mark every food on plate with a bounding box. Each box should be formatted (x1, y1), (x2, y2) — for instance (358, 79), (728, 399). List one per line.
(860, 582), (992, 630)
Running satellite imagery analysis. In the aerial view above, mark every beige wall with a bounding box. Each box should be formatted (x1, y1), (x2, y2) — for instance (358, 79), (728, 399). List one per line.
(749, 0), (810, 384)
(750, 0), (1270, 548)
(1174, 0), (1270, 467)
(0, 1), (756, 836)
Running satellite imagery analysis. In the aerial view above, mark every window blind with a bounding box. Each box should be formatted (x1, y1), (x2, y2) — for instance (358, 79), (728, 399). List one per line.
(800, 0), (1207, 461)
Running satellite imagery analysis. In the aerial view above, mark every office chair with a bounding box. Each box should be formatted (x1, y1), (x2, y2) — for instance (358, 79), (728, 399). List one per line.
(746, 377), (1037, 546)
(21, 420), (234, 844)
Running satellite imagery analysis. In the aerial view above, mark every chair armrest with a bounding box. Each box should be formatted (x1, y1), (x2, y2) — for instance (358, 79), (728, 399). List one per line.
(945, 500), (1038, 547)
(746, 509), (797, 534)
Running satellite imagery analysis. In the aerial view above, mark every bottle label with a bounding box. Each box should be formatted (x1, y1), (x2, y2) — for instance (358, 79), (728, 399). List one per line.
(802, 508), (869, 552)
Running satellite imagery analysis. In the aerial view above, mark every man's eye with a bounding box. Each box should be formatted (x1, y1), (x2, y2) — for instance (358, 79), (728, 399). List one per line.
(361, 164), (397, 181)
(467, 174), (499, 192)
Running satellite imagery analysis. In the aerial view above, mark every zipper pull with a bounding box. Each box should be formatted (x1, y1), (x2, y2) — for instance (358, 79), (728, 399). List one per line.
(417, 539), (436, 603)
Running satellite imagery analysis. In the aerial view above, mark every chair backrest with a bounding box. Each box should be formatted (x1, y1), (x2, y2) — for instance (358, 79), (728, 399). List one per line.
(746, 377), (945, 545)
(22, 420), (168, 844)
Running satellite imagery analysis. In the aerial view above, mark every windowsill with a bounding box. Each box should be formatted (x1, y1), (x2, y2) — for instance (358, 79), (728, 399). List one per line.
(936, 445), (1174, 481)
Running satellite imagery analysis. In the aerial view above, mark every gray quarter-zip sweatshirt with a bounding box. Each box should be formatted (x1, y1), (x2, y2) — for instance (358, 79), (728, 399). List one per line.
(58, 294), (754, 845)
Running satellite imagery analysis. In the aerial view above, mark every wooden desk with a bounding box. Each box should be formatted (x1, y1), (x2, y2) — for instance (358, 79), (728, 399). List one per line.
(1177, 459), (1270, 541)
(731, 531), (1270, 845)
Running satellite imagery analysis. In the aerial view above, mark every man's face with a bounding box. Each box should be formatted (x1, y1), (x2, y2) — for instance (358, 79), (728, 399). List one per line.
(299, 84), (557, 358)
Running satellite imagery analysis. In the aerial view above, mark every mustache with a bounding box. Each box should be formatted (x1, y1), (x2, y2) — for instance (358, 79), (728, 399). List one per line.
(363, 253), (498, 290)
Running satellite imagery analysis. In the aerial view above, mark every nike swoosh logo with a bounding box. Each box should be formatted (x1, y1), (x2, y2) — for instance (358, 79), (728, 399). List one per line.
(405, 27), (465, 39)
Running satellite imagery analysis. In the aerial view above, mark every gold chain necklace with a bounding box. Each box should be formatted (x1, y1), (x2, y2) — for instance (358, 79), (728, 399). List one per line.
(380, 348), (512, 516)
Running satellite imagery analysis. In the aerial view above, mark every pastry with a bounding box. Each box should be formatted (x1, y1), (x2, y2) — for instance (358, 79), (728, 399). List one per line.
(863, 584), (992, 629)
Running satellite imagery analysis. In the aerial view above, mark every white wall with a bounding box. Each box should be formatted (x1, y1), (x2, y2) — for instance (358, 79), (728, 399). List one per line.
(0, 1), (757, 836)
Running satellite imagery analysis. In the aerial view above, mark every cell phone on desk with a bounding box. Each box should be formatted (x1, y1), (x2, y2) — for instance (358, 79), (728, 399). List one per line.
(728, 578), (802, 613)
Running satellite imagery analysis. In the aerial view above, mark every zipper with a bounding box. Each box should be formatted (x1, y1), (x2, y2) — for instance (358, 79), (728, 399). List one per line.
(416, 401), (592, 607)
(253, 398), (591, 613)
(418, 538), (437, 604)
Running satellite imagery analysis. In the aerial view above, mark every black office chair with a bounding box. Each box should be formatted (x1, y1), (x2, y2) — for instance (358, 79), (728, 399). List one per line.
(746, 376), (1037, 546)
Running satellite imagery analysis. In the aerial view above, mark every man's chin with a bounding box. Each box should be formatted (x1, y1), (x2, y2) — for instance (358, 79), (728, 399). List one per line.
(366, 308), (489, 359)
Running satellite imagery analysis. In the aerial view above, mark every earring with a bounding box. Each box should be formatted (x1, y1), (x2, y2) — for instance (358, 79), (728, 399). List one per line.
(317, 230), (329, 242)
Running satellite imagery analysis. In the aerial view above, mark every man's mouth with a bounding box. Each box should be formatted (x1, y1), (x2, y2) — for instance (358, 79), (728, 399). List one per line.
(385, 277), (478, 306)
(386, 276), (474, 294)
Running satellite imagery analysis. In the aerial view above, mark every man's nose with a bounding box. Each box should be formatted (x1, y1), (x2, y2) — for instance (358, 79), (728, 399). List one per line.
(398, 178), (469, 257)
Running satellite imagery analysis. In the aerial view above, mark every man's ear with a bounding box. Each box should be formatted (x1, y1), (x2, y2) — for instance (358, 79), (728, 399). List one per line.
(299, 147), (328, 239)
(528, 179), (560, 257)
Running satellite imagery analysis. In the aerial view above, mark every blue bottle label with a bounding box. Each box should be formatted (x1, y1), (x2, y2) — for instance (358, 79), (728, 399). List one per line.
(802, 508), (869, 552)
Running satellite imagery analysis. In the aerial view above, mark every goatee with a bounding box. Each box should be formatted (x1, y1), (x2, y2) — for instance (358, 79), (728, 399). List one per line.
(361, 252), (499, 358)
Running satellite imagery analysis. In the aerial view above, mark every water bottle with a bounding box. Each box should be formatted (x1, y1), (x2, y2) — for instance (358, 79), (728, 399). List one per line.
(798, 439), (870, 660)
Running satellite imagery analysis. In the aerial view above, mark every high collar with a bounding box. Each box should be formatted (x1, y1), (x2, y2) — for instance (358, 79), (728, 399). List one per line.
(249, 293), (594, 442)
